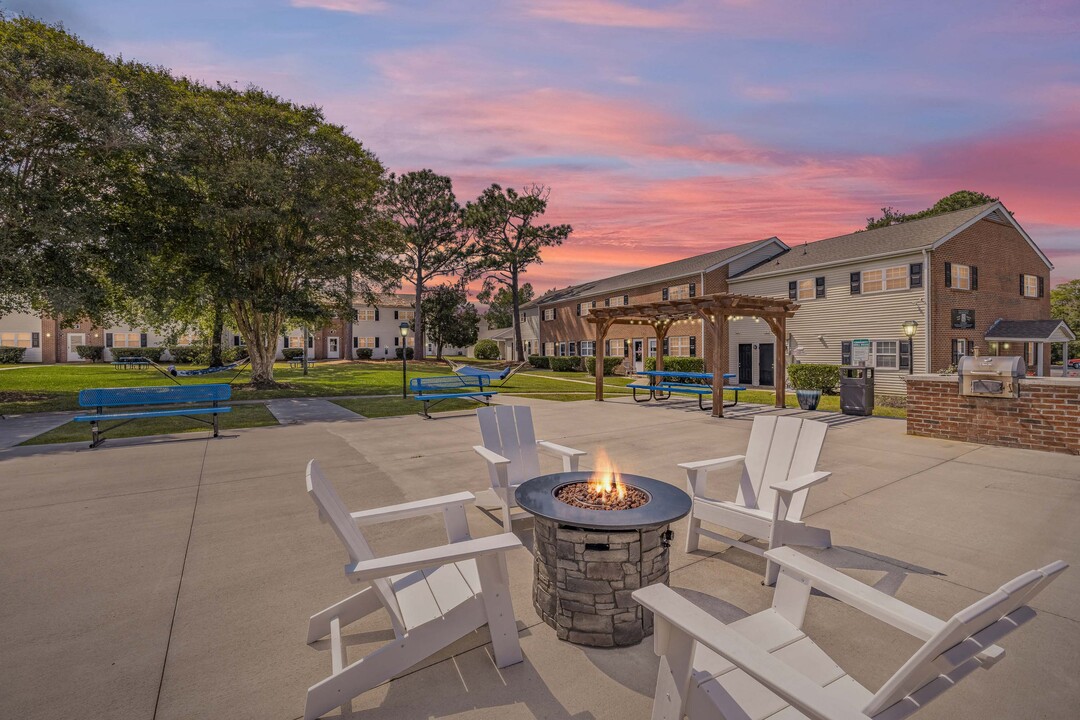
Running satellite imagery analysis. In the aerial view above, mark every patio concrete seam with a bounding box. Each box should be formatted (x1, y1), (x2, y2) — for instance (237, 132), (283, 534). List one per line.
(0, 481), (203, 514)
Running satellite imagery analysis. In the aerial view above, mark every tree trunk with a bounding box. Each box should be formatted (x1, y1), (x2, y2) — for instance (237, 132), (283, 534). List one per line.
(231, 301), (282, 388)
(413, 271), (425, 361)
(511, 270), (524, 361)
(209, 303), (224, 367)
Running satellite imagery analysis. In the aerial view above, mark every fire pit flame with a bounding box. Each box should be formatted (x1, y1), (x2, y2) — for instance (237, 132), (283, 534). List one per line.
(555, 451), (649, 511)
(588, 450), (627, 503)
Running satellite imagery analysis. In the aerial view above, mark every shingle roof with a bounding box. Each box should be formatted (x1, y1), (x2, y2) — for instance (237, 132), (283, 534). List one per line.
(737, 202), (999, 278)
(536, 237), (782, 305)
(985, 319), (1076, 341)
(354, 293), (413, 309)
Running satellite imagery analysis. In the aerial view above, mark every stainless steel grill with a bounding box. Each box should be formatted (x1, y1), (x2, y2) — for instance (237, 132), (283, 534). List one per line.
(958, 355), (1026, 398)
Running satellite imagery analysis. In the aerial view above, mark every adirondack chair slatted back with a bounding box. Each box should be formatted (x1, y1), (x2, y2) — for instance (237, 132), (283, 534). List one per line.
(477, 405), (540, 487)
(305, 460), (405, 634)
(736, 416), (827, 521)
(78, 383), (231, 407)
(864, 560), (1067, 717)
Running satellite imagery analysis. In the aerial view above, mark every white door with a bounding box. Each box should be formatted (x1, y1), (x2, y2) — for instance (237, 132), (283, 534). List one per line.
(327, 337), (340, 359)
(633, 339), (644, 372)
(67, 333), (85, 362)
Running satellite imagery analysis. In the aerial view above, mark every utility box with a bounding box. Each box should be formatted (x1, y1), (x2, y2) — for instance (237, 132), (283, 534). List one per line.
(840, 366), (875, 416)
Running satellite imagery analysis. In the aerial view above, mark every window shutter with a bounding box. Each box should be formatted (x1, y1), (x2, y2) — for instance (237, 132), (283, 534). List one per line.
(233, 336), (240, 346)
(105, 333), (113, 347)
(281, 334), (288, 346)
(375, 337), (380, 348)
(689, 282), (696, 298)
(569, 342), (576, 356)
(31, 332), (40, 348)
(951, 339), (960, 366)
(374, 308), (379, 321)
(140, 333), (148, 347)
(576, 303), (581, 316)
(394, 310), (399, 319)
(689, 336), (697, 357)
(899, 339), (911, 370)
(1038, 276), (1045, 298)
(394, 337), (399, 347)
(623, 294), (629, 305)
(663, 338), (669, 355)
(815, 276), (825, 299)
(944, 262), (952, 288)
(662, 288), (669, 301)
(841, 340), (851, 365)
(604, 298), (610, 307)
(788, 281), (797, 299)
(1019, 274), (1025, 295)
(850, 272), (861, 295)
(307, 336), (313, 349)
(971, 266), (978, 290)
(353, 337), (358, 348)
(910, 263), (923, 288)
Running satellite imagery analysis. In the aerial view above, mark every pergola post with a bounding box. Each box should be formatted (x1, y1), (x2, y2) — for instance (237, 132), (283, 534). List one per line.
(767, 316), (787, 409)
(711, 311), (729, 418)
(653, 321), (668, 374)
(594, 318), (612, 401)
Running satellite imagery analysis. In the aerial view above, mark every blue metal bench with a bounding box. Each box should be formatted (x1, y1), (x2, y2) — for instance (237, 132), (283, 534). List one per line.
(74, 384), (232, 448)
(409, 375), (497, 419)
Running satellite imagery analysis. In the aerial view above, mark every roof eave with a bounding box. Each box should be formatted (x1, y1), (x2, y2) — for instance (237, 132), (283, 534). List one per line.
(930, 201), (1054, 270)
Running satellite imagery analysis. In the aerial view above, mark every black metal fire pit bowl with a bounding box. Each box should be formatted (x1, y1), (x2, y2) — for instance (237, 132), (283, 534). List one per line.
(515, 471), (692, 647)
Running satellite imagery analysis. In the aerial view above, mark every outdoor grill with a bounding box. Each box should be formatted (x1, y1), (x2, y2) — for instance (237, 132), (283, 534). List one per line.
(958, 355), (1026, 398)
(515, 469), (691, 648)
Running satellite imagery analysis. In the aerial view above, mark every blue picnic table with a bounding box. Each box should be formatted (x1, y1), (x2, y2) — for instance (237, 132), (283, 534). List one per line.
(627, 370), (743, 411)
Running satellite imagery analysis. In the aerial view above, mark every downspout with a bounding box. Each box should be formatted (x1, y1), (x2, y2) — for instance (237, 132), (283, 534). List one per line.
(923, 248), (932, 373)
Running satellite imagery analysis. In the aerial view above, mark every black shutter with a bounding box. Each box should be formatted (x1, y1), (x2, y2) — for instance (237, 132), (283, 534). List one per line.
(1038, 276), (1045, 298)
(1019, 274), (1025, 295)
(140, 333), (147, 347)
(394, 337), (399, 347)
(788, 281), (797, 299)
(105, 333), (113, 347)
(815, 276), (825, 299)
(971, 266), (978, 290)
(663, 338), (669, 355)
(353, 337), (358, 348)
(623, 294), (629, 305)
(910, 263), (923, 288)
(394, 310), (399, 319)
(689, 282), (696, 298)
(375, 337), (380, 348)
(689, 336), (696, 357)
(951, 339), (960, 366)
(569, 342), (576, 356)
(841, 340), (851, 365)
(662, 288), (669, 301)
(604, 298), (610, 307)
(374, 308), (379, 321)
(576, 303), (581, 316)
(233, 336), (240, 346)
(31, 332), (39, 348)
(945, 262), (952, 288)
(899, 339), (911, 370)
(850, 272), (861, 295)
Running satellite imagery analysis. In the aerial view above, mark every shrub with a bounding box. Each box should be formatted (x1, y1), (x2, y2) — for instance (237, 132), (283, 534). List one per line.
(787, 363), (840, 394)
(644, 356), (706, 377)
(473, 339), (500, 360)
(395, 347), (415, 360)
(528, 354), (548, 369)
(281, 348), (305, 360)
(74, 345), (104, 363)
(548, 356), (581, 372)
(167, 346), (200, 364)
(585, 356), (622, 375)
(356, 347), (374, 360)
(0, 346), (27, 364)
(111, 346), (165, 362)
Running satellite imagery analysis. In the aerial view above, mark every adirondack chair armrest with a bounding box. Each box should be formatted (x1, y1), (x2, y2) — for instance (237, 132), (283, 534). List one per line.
(764, 547), (945, 641)
(536, 440), (586, 458)
(770, 471), (832, 496)
(634, 584), (871, 720)
(678, 454), (745, 472)
(350, 492), (476, 526)
(345, 533), (522, 582)
(473, 445), (511, 466)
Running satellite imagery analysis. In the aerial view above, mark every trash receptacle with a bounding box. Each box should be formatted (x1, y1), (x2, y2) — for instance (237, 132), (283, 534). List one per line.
(840, 366), (874, 416)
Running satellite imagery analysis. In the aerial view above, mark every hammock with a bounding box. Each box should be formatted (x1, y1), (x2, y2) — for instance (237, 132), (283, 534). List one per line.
(167, 359), (247, 377)
(448, 359), (529, 386)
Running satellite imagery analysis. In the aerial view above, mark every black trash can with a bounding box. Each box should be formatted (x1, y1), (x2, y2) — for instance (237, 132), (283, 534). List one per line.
(839, 366), (874, 416)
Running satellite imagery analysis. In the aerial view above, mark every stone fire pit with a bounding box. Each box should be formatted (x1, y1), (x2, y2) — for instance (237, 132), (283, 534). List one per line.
(515, 471), (691, 647)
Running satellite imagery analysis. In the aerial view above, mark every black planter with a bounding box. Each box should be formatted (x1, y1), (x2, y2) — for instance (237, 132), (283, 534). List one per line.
(796, 389), (821, 411)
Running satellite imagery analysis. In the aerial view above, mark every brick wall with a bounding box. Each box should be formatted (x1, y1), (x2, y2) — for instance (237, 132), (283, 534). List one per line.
(930, 219), (1051, 374)
(905, 375), (1080, 455)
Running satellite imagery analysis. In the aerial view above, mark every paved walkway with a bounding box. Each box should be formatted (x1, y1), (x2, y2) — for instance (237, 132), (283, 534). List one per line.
(266, 397), (365, 424)
(0, 411), (79, 450)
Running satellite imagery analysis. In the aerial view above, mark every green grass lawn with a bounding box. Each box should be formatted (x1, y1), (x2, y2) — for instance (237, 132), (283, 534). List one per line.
(22, 403), (278, 446)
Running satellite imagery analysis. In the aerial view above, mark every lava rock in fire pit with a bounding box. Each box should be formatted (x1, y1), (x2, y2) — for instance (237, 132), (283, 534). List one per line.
(555, 482), (649, 511)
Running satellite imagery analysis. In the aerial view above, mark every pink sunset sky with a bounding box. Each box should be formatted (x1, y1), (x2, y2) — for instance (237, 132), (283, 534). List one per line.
(20, 0), (1080, 292)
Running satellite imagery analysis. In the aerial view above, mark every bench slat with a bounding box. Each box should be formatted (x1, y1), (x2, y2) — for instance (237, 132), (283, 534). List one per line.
(79, 384), (231, 407)
(414, 391), (497, 401)
(74, 407), (233, 422)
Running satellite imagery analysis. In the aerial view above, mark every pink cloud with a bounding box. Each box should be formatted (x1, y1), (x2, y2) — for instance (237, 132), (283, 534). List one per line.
(290, 0), (387, 14)
(524, 0), (694, 29)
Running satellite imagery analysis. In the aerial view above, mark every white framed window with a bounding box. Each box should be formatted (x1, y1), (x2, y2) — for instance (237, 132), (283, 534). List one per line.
(580, 340), (595, 356)
(648, 338), (657, 357)
(668, 284), (690, 300)
(797, 278), (815, 301)
(542, 308), (555, 321)
(519, 312), (527, 322)
(952, 264), (971, 290)
(355, 337), (376, 348)
(543, 342), (554, 356)
(356, 308), (376, 321)
(608, 296), (626, 307)
(1023, 274), (1039, 297)
(175, 334), (195, 346)
(606, 338), (626, 356)
(557, 342), (566, 356)
(112, 332), (141, 348)
(0, 331), (32, 348)
(397, 310), (415, 321)
(669, 336), (691, 356)
(873, 340), (899, 369)
(862, 265), (908, 294)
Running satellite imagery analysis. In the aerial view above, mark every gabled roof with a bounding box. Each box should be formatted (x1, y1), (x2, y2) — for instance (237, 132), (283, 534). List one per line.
(735, 201), (1053, 279)
(984, 319), (1076, 342)
(354, 293), (413, 309)
(536, 237), (785, 305)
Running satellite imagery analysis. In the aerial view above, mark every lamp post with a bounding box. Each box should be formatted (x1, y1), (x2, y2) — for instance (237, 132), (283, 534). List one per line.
(902, 320), (918, 374)
(399, 322), (410, 398)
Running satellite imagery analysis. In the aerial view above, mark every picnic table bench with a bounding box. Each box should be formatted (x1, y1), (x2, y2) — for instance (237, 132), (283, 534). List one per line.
(409, 375), (497, 419)
(627, 370), (744, 411)
(111, 357), (151, 370)
(74, 384), (232, 448)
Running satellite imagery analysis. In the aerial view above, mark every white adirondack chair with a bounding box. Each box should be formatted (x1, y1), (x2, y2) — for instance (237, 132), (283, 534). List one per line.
(635, 547), (1067, 720)
(304, 460), (523, 720)
(473, 405), (587, 531)
(682, 415), (832, 584)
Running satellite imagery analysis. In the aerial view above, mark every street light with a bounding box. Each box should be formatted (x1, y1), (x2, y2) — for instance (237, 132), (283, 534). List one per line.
(902, 320), (918, 374)
(399, 322), (410, 398)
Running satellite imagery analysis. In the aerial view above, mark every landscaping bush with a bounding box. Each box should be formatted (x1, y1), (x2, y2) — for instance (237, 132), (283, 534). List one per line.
(356, 348), (374, 360)
(787, 363), (840, 394)
(395, 347), (415, 360)
(548, 356), (581, 372)
(111, 346), (165, 362)
(281, 348), (305, 360)
(528, 354), (548, 369)
(585, 356), (622, 375)
(473, 339), (500, 360)
(75, 345), (104, 363)
(0, 346), (26, 364)
(167, 346), (200, 364)
(644, 356), (706, 375)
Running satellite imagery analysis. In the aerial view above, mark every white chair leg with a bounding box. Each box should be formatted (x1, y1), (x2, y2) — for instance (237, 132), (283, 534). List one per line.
(476, 553), (523, 667)
(650, 618), (696, 720)
(563, 455), (580, 472)
(500, 501), (513, 533)
(685, 514), (701, 553)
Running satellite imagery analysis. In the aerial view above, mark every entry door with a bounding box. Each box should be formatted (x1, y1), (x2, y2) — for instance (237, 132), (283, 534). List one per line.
(738, 344), (753, 385)
(633, 339), (644, 372)
(67, 333), (85, 362)
(327, 337), (340, 359)
(758, 343), (774, 386)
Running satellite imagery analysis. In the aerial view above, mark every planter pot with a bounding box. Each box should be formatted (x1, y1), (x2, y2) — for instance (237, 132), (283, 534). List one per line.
(796, 389), (822, 411)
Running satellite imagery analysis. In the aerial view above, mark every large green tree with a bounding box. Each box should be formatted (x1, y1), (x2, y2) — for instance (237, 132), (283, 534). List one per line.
(1050, 279), (1080, 363)
(865, 190), (999, 230)
(420, 284), (479, 359)
(466, 185), (571, 360)
(477, 282), (533, 329)
(382, 170), (473, 360)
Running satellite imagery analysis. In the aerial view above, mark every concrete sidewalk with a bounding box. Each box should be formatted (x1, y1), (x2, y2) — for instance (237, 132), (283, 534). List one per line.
(0, 396), (1076, 720)
(0, 411), (79, 450)
(266, 397), (365, 424)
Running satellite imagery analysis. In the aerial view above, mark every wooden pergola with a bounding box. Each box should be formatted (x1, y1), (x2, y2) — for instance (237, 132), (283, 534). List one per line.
(586, 292), (800, 417)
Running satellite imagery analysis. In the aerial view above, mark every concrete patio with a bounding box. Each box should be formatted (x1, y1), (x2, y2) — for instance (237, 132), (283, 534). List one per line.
(1, 395), (1077, 720)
